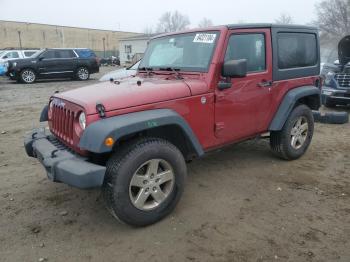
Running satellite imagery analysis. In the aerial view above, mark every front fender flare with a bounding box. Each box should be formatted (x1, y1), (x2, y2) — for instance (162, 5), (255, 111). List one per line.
(78, 109), (204, 156)
(269, 86), (321, 131)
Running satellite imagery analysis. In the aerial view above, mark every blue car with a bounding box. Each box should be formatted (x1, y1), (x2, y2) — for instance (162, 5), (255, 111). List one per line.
(0, 62), (7, 76)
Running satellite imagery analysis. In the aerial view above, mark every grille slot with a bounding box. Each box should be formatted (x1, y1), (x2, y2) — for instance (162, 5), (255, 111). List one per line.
(47, 136), (75, 153)
(335, 73), (350, 88)
(51, 105), (75, 145)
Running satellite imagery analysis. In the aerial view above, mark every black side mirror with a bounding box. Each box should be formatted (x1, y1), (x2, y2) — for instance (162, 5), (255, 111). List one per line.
(3, 56), (8, 59)
(222, 59), (247, 78)
(38, 57), (44, 61)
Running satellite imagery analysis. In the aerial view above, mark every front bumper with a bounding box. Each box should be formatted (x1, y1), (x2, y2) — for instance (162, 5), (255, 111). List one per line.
(321, 88), (350, 105)
(24, 129), (106, 189)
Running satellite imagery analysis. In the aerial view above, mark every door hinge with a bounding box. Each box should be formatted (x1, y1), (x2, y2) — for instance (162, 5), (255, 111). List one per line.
(215, 93), (225, 102)
(215, 122), (225, 133)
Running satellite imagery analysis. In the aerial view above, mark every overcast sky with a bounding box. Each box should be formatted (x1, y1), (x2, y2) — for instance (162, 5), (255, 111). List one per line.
(0, 0), (320, 33)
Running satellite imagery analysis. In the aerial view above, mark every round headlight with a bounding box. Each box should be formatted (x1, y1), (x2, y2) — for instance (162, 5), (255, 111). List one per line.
(12, 62), (17, 67)
(79, 112), (86, 130)
(48, 101), (54, 119)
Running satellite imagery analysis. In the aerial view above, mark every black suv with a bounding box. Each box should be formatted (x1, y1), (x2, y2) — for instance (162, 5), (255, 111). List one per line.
(6, 48), (100, 83)
(321, 36), (350, 107)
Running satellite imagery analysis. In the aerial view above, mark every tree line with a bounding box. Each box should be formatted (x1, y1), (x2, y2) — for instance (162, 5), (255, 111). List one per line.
(146, 0), (349, 45)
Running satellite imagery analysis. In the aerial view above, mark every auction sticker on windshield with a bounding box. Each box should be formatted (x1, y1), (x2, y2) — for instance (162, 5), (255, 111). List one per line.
(193, 33), (216, 44)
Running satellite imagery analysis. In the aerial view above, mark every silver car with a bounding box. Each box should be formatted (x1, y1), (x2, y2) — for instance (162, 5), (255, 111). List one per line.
(99, 60), (140, 82)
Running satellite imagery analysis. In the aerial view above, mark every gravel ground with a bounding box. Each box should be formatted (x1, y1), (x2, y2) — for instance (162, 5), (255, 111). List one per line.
(0, 68), (349, 262)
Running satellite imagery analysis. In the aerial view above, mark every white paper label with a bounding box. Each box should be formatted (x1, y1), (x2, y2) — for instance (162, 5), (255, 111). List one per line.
(193, 33), (216, 44)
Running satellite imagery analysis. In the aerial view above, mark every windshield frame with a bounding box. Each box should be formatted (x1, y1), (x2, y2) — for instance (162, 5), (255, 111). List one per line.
(140, 31), (220, 73)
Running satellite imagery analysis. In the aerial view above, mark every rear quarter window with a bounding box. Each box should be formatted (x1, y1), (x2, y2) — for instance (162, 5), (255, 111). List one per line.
(75, 49), (96, 58)
(277, 33), (317, 69)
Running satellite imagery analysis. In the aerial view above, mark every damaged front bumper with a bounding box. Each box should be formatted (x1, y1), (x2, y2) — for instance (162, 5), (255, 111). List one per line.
(24, 129), (106, 189)
(321, 88), (350, 105)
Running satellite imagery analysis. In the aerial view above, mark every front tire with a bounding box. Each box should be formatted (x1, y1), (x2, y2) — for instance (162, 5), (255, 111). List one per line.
(270, 104), (314, 160)
(76, 67), (90, 81)
(102, 138), (187, 227)
(20, 68), (36, 84)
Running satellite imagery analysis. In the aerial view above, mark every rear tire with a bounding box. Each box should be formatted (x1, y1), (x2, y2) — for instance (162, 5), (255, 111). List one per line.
(20, 68), (36, 84)
(270, 104), (314, 160)
(102, 138), (186, 227)
(76, 67), (90, 81)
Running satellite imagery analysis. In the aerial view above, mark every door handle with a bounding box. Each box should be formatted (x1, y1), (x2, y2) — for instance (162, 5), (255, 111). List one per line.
(258, 80), (273, 87)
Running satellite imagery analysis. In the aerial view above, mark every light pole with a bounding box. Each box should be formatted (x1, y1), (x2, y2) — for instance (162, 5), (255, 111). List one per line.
(102, 37), (106, 58)
(18, 31), (22, 49)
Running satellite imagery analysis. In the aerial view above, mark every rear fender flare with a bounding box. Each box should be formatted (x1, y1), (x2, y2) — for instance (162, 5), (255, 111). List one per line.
(269, 86), (321, 131)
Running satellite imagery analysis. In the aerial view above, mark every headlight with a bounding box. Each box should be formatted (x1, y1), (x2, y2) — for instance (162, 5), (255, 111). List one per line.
(325, 71), (335, 85)
(48, 101), (54, 119)
(12, 62), (17, 67)
(79, 112), (86, 130)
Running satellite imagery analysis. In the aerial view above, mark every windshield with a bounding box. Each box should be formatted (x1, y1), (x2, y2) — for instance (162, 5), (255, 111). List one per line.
(140, 31), (219, 72)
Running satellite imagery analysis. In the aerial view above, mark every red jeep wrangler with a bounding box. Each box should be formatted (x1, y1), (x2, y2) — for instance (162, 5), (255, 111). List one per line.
(25, 24), (321, 226)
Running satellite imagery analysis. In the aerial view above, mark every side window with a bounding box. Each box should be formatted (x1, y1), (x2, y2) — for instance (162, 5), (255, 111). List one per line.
(225, 33), (266, 73)
(75, 49), (95, 58)
(6, 52), (20, 59)
(59, 50), (76, 58)
(277, 33), (317, 69)
(42, 50), (58, 59)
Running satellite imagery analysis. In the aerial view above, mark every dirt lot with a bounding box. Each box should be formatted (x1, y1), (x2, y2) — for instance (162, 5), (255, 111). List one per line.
(0, 68), (349, 262)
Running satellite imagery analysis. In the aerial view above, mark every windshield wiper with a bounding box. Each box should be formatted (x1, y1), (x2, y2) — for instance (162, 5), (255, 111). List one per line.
(158, 67), (183, 79)
(138, 67), (155, 76)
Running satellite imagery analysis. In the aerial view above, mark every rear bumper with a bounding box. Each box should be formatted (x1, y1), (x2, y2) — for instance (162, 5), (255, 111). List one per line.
(24, 129), (106, 189)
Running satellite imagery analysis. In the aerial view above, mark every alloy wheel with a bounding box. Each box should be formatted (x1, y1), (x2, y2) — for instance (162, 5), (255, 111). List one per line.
(129, 159), (175, 211)
(290, 116), (309, 150)
(22, 70), (35, 83)
(78, 68), (89, 80)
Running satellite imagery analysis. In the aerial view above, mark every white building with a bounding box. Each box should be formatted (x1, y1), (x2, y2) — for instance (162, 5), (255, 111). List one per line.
(119, 34), (158, 65)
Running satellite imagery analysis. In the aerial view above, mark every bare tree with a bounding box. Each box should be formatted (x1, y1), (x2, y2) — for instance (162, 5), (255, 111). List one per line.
(315, 0), (350, 40)
(275, 13), (294, 24)
(156, 11), (190, 33)
(143, 26), (154, 35)
(198, 18), (213, 28)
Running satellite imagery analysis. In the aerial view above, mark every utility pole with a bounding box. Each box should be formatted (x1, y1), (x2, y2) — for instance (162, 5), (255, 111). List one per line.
(102, 37), (106, 58)
(18, 31), (22, 49)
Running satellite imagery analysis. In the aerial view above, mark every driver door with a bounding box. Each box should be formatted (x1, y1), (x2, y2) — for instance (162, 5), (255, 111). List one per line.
(214, 29), (273, 142)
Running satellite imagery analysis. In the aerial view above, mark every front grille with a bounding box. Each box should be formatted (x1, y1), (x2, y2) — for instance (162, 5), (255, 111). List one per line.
(47, 135), (76, 154)
(50, 105), (75, 145)
(335, 73), (350, 88)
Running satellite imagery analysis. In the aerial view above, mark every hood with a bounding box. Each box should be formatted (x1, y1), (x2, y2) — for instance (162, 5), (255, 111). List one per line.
(338, 35), (350, 65)
(55, 76), (193, 115)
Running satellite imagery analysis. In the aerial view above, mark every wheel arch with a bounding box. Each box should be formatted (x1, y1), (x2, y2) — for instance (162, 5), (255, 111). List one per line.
(269, 86), (321, 131)
(20, 67), (38, 75)
(79, 109), (204, 160)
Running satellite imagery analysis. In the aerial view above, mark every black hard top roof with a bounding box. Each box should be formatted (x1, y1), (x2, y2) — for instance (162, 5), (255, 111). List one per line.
(227, 23), (317, 31)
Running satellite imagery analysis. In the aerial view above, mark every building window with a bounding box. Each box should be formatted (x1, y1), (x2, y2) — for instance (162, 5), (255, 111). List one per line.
(125, 45), (132, 54)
